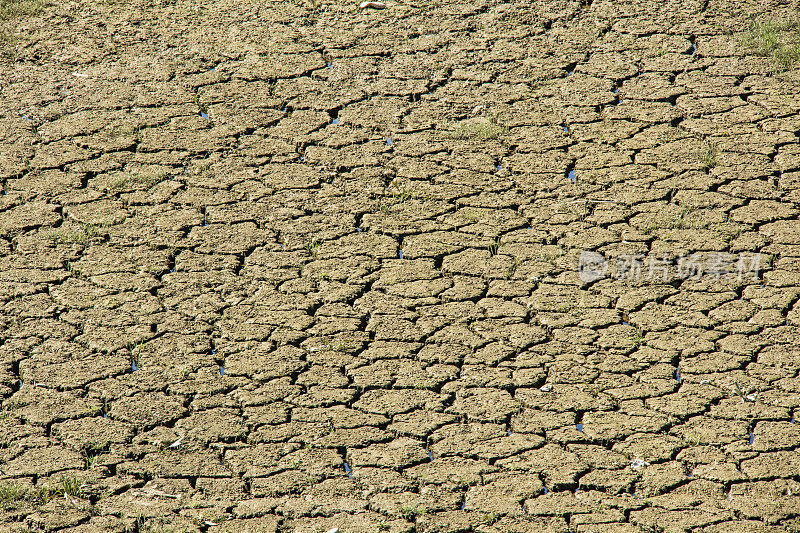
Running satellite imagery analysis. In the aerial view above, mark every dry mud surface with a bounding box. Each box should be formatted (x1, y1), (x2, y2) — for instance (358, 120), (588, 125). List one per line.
(2, 0), (800, 531)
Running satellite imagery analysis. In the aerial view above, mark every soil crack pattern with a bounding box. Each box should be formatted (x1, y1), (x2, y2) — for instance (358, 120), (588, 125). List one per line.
(1, 0), (800, 532)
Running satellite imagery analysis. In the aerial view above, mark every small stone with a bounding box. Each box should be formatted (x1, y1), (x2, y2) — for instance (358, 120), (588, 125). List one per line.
(360, 1), (386, 8)
(539, 384), (553, 392)
(325, 529), (339, 533)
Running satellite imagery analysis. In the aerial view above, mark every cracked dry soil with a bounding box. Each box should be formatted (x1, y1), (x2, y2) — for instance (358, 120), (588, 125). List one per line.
(2, 0), (800, 531)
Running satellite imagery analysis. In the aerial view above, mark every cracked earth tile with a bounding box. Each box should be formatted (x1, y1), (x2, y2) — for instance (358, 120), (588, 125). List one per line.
(347, 437), (428, 469)
(465, 473), (544, 515)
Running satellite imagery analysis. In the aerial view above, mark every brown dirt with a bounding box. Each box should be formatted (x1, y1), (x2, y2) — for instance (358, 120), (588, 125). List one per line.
(2, 0), (800, 531)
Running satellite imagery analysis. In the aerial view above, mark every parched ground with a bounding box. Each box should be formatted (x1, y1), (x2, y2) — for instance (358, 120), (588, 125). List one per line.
(2, 0), (800, 531)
